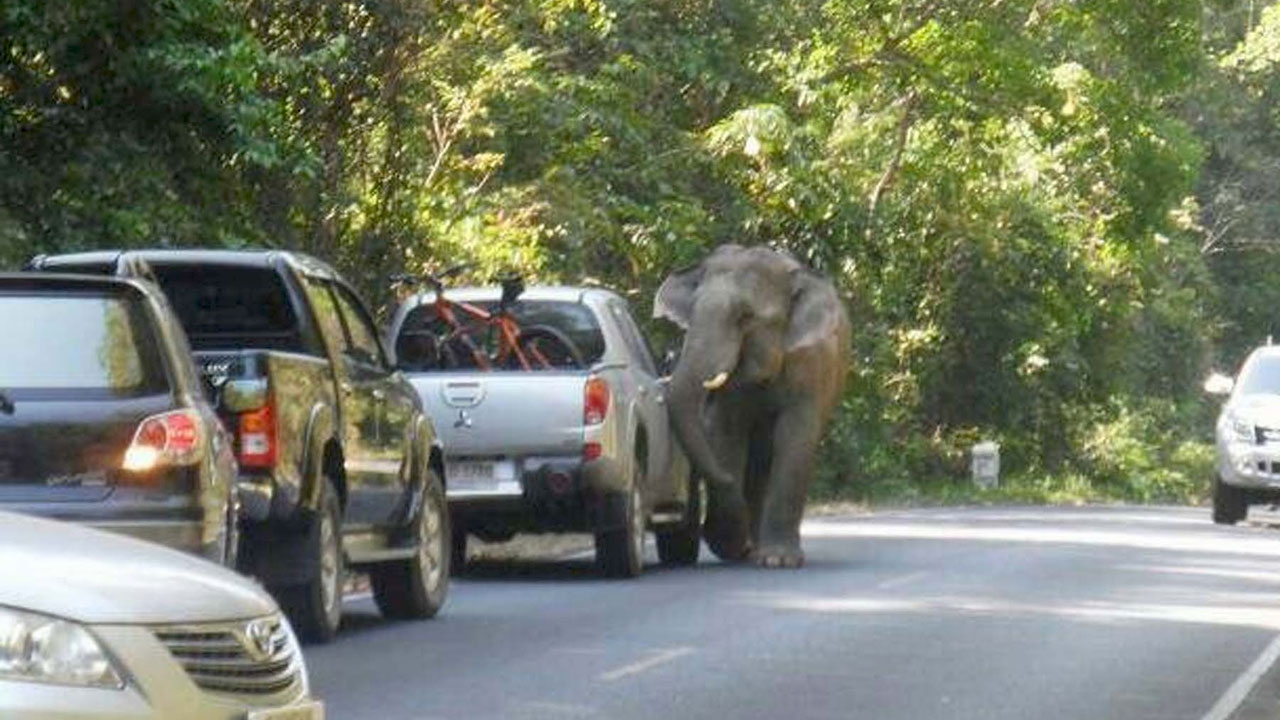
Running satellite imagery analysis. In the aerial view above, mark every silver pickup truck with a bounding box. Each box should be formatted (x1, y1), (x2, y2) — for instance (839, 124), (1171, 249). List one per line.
(387, 285), (700, 577)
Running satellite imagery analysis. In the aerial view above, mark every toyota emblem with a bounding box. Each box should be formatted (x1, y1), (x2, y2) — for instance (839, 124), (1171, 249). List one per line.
(243, 619), (275, 661)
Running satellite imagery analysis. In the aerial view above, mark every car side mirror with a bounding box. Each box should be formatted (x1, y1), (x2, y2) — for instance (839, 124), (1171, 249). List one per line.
(1204, 372), (1235, 397)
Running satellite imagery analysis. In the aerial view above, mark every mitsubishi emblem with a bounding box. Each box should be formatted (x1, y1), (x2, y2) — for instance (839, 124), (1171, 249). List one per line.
(454, 409), (473, 429)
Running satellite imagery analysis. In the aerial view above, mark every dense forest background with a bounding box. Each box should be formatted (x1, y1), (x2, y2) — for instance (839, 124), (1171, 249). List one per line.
(5, 0), (1280, 502)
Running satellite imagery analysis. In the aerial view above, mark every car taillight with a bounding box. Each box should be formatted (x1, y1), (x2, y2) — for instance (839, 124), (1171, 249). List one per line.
(238, 403), (277, 469)
(122, 410), (203, 472)
(584, 376), (610, 426)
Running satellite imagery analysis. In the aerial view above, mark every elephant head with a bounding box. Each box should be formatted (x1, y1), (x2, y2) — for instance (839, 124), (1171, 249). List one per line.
(654, 245), (844, 487)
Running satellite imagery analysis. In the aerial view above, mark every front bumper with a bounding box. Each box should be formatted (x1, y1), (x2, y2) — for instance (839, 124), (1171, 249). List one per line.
(1219, 440), (1280, 490)
(0, 624), (321, 720)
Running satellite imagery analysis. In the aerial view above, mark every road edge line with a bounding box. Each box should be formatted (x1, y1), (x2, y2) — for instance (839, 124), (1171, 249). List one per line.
(1201, 633), (1280, 720)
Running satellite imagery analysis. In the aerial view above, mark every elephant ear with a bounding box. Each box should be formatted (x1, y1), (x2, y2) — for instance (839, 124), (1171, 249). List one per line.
(653, 263), (705, 329)
(786, 270), (843, 353)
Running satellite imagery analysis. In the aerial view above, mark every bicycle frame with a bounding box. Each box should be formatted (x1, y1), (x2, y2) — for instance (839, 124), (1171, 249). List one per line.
(431, 294), (535, 371)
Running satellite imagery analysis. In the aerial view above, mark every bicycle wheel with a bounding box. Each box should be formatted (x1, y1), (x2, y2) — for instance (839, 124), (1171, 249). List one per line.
(514, 325), (585, 370)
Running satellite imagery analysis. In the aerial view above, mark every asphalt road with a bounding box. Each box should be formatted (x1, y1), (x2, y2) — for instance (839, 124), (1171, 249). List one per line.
(307, 506), (1280, 720)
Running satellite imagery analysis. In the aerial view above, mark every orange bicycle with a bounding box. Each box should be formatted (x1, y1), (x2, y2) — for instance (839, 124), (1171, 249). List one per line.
(390, 265), (584, 371)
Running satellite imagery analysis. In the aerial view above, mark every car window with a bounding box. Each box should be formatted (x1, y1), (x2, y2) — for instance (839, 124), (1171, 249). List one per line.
(301, 277), (351, 358)
(0, 293), (168, 398)
(609, 301), (658, 376)
(149, 264), (306, 353)
(331, 285), (388, 370)
(396, 299), (606, 370)
(1237, 355), (1280, 396)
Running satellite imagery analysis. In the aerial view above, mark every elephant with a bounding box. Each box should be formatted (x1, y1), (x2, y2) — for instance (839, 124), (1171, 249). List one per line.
(654, 244), (851, 568)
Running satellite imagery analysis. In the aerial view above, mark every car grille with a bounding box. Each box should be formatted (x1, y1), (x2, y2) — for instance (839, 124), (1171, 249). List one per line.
(152, 615), (302, 699)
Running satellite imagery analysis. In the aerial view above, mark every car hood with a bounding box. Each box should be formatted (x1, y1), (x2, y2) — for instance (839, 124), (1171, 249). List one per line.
(1228, 395), (1280, 428)
(0, 511), (276, 625)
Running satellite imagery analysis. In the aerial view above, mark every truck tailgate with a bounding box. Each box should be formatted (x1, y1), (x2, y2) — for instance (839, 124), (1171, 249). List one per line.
(408, 373), (586, 457)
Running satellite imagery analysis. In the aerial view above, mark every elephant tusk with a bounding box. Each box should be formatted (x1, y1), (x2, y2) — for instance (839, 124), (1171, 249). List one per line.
(703, 372), (730, 391)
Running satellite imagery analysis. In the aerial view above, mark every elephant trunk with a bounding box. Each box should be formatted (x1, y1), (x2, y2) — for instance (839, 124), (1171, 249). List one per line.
(666, 329), (739, 487)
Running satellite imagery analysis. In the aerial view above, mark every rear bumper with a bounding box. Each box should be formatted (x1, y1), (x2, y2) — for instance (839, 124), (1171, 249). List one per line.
(447, 454), (628, 533)
(6, 501), (225, 563)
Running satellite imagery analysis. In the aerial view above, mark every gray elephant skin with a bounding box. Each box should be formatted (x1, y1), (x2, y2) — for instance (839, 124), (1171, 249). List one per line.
(655, 244), (851, 568)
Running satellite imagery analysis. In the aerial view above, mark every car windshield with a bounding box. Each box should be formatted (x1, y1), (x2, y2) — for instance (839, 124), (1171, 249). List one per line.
(1236, 355), (1280, 396)
(396, 298), (605, 371)
(0, 293), (168, 398)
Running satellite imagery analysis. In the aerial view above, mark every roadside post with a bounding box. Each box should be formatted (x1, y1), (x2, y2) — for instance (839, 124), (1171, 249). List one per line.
(971, 441), (1000, 490)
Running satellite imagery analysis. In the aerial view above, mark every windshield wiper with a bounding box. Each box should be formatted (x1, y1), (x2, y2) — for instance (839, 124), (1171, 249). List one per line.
(0, 389), (14, 416)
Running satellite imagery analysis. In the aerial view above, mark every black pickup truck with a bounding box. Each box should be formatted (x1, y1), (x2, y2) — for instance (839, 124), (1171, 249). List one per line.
(30, 250), (451, 641)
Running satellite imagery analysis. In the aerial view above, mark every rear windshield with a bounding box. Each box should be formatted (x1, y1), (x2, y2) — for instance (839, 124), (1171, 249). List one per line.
(0, 293), (168, 398)
(150, 265), (304, 352)
(1238, 355), (1280, 396)
(396, 299), (605, 371)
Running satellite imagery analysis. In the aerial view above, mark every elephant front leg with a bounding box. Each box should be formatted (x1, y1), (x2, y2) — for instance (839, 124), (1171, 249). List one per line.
(705, 482), (752, 561)
(753, 403), (820, 568)
(702, 398), (753, 562)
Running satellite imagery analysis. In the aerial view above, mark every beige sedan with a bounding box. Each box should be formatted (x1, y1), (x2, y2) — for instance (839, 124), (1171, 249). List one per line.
(0, 510), (323, 719)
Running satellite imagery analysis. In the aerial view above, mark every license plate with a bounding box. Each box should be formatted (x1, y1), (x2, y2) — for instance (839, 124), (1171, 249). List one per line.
(447, 460), (516, 490)
(247, 702), (324, 720)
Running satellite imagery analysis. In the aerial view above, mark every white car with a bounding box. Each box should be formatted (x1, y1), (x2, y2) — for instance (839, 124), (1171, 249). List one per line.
(1211, 345), (1280, 524)
(0, 510), (323, 719)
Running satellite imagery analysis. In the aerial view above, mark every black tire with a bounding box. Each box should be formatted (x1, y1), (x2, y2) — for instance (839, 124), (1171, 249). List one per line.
(657, 476), (703, 566)
(516, 325), (585, 370)
(371, 468), (451, 620)
(596, 466), (646, 578)
(277, 478), (344, 643)
(1213, 475), (1248, 525)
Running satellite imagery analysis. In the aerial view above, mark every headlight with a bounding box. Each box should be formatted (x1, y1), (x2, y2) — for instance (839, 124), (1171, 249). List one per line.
(0, 606), (124, 689)
(1232, 418), (1256, 442)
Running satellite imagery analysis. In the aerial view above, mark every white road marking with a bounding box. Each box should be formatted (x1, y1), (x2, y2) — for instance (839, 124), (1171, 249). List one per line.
(345, 591), (373, 602)
(876, 571), (929, 590)
(599, 647), (694, 682)
(1200, 633), (1280, 720)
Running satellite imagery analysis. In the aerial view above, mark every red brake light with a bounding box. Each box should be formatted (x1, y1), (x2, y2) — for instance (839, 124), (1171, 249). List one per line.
(584, 376), (610, 426)
(122, 410), (203, 472)
(238, 404), (277, 469)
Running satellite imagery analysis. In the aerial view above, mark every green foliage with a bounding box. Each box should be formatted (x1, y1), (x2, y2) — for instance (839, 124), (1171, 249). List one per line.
(2, 0), (1272, 504)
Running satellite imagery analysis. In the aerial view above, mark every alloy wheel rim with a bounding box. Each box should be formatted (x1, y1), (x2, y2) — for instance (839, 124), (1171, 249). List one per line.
(319, 509), (340, 618)
(420, 490), (443, 590)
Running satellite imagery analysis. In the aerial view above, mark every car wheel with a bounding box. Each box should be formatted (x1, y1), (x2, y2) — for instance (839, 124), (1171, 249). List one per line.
(278, 477), (344, 643)
(596, 463), (645, 578)
(371, 468), (451, 619)
(1213, 475), (1248, 525)
(657, 476), (704, 566)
